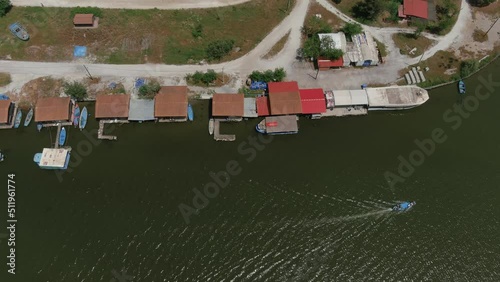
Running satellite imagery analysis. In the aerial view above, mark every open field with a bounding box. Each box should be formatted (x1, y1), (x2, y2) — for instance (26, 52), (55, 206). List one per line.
(0, 0), (292, 64)
(408, 50), (461, 87)
(307, 0), (345, 29)
(392, 33), (435, 58)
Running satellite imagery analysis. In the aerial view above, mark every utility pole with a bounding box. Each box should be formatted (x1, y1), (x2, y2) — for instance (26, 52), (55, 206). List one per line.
(82, 65), (93, 80)
(484, 17), (499, 38)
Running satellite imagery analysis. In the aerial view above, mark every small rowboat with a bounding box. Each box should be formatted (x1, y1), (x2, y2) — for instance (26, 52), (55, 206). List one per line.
(9, 22), (29, 41)
(59, 127), (66, 146)
(73, 103), (80, 127)
(209, 118), (214, 135)
(37, 123), (43, 132)
(33, 153), (42, 164)
(79, 106), (88, 130)
(392, 201), (416, 211)
(14, 110), (22, 128)
(24, 108), (33, 127)
(187, 104), (194, 121)
(458, 80), (466, 94)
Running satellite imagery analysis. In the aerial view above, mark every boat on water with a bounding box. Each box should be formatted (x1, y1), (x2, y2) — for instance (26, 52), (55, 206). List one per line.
(187, 104), (194, 121)
(366, 85), (429, 110)
(458, 80), (466, 94)
(33, 148), (71, 170)
(256, 115), (299, 135)
(73, 103), (80, 127)
(37, 123), (43, 132)
(59, 127), (67, 146)
(209, 118), (214, 135)
(9, 22), (29, 41)
(392, 201), (416, 211)
(0, 150), (4, 162)
(13, 110), (22, 128)
(79, 106), (88, 130)
(24, 108), (33, 127)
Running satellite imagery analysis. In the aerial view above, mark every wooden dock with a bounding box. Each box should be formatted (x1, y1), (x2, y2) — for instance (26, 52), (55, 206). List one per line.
(42, 121), (72, 127)
(157, 118), (187, 123)
(98, 119), (129, 140)
(214, 119), (235, 142)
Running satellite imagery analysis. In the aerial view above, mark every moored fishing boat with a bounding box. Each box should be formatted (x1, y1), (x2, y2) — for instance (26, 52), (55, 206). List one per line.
(209, 118), (214, 135)
(37, 123), (43, 132)
(59, 127), (67, 146)
(13, 110), (22, 128)
(73, 103), (80, 127)
(79, 106), (88, 130)
(24, 108), (33, 127)
(255, 116), (299, 135)
(187, 104), (194, 121)
(458, 80), (466, 94)
(33, 148), (71, 170)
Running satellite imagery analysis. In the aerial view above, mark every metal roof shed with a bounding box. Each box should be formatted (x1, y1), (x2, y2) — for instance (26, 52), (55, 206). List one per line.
(128, 98), (155, 121)
(244, 98), (257, 118)
(333, 90), (368, 106)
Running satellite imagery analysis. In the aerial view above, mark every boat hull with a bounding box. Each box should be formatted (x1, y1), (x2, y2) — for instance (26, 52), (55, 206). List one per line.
(13, 110), (22, 128)
(209, 119), (214, 135)
(79, 107), (88, 130)
(59, 127), (66, 146)
(187, 104), (194, 121)
(24, 108), (33, 126)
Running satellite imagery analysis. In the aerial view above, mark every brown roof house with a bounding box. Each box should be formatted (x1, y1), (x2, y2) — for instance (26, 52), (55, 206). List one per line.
(95, 94), (130, 119)
(267, 82), (302, 115)
(212, 93), (244, 120)
(154, 86), (188, 122)
(73, 14), (99, 28)
(35, 97), (72, 123)
(0, 100), (14, 126)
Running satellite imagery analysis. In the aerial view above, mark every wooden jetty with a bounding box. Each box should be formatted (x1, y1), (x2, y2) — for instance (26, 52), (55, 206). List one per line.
(214, 119), (235, 142)
(98, 119), (129, 140)
(157, 118), (187, 123)
(42, 121), (72, 127)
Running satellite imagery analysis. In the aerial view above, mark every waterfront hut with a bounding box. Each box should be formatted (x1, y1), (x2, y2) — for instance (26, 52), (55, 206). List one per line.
(243, 98), (258, 118)
(317, 33), (348, 69)
(73, 14), (98, 28)
(332, 90), (369, 109)
(256, 96), (271, 117)
(154, 86), (188, 122)
(267, 81), (302, 115)
(299, 88), (327, 115)
(35, 97), (72, 124)
(0, 100), (14, 126)
(95, 94), (130, 119)
(212, 93), (244, 121)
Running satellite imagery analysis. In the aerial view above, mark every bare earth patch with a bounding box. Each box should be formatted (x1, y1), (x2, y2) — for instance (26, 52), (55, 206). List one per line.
(263, 31), (290, 59)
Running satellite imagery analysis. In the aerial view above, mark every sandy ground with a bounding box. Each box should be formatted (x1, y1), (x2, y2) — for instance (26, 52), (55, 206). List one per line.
(1, 0), (498, 98)
(11, 0), (252, 9)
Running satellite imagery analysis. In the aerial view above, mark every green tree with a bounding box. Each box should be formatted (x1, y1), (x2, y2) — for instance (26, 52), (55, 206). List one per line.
(319, 36), (343, 60)
(352, 0), (382, 22)
(138, 81), (161, 99)
(302, 36), (321, 59)
(206, 39), (235, 61)
(0, 0), (11, 17)
(341, 22), (363, 37)
(64, 81), (87, 100)
(302, 16), (332, 38)
(460, 60), (479, 78)
(249, 68), (286, 82)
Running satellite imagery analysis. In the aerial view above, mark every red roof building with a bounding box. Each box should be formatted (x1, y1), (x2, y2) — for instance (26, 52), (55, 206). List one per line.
(299, 89), (326, 114)
(267, 82), (302, 115)
(256, 96), (270, 116)
(318, 57), (344, 70)
(401, 0), (428, 19)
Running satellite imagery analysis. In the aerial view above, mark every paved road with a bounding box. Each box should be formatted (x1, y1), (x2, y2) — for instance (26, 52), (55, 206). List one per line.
(11, 0), (252, 9)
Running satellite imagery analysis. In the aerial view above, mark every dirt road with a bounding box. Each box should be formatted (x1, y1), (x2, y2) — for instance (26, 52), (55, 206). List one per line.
(11, 0), (252, 9)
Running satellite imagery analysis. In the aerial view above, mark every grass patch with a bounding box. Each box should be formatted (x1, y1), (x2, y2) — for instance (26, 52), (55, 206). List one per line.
(472, 29), (489, 42)
(410, 50), (461, 87)
(263, 31), (290, 59)
(307, 1), (345, 29)
(392, 33), (434, 57)
(0, 73), (11, 87)
(373, 38), (387, 57)
(0, 0), (293, 64)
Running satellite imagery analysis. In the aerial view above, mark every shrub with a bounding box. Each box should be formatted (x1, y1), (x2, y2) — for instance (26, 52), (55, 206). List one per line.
(70, 6), (103, 19)
(192, 23), (203, 38)
(64, 81), (87, 100)
(206, 39), (235, 61)
(186, 70), (218, 86)
(460, 60), (479, 78)
(352, 0), (382, 22)
(0, 0), (11, 17)
(138, 81), (161, 99)
(302, 16), (332, 38)
(249, 68), (286, 82)
(468, 0), (495, 6)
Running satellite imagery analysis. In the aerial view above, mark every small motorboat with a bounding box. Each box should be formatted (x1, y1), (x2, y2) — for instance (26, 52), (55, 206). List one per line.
(0, 150), (4, 162)
(79, 106), (88, 130)
(13, 110), (22, 128)
(9, 22), (29, 41)
(37, 123), (43, 132)
(73, 103), (80, 127)
(392, 201), (416, 211)
(458, 80), (466, 94)
(59, 127), (67, 146)
(24, 108), (33, 127)
(187, 104), (194, 121)
(209, 118), (214, 135)
(33, 153), (42, 164)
